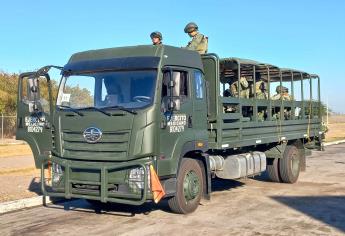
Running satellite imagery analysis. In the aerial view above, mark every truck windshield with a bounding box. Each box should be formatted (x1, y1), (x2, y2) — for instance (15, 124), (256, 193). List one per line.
(56, 70), (157, 110)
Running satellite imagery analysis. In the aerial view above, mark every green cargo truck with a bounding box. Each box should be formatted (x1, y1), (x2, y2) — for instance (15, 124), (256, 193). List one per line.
(16, 45), (324, 214)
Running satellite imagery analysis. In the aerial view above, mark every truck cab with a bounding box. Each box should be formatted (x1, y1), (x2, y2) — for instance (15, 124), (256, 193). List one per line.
(16, 45), (209, 213)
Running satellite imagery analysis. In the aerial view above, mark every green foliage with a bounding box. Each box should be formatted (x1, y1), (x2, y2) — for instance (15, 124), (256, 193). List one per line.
(304, 100), (331, 118)
(0, 72), (18, 115)
(64, 84), (94, 108)
(0, 71), (92, 115)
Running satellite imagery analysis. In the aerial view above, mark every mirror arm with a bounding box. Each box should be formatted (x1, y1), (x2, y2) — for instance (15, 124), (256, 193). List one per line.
(35, 65), (63, 77)
(169, 68), (175, 111)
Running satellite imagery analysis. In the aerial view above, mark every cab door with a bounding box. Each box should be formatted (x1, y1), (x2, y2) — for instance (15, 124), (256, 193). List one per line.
(158, 68), (195, 174)
(16, 71), (54, 168)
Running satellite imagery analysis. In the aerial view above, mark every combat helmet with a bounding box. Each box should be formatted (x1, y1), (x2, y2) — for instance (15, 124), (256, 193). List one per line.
(276, 85), (289, 93)
(184, 22), (198, 33)
(150, 31), (163, 40)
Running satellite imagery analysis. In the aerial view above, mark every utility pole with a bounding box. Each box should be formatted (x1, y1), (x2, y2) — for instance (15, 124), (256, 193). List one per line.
(1, 113), (3, 144)
(326, 97), (329, 126)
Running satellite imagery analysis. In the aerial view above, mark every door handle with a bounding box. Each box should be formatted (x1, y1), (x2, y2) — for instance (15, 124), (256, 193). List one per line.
(188, 115), (193, 128)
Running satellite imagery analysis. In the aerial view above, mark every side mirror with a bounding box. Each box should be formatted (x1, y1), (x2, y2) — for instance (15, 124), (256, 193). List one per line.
(27, 77), (42, 113)
(172, 72), (181, 97)
(162, 68), (182, 112)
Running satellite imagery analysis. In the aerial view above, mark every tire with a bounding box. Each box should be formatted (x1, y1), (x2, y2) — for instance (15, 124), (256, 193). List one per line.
(279, 144), (301, 183)
(267, 158), (281, 183)
(168, 158), (203, 214)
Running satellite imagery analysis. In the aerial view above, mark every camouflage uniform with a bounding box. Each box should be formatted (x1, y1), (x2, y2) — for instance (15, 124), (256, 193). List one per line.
(186, 32), (208, 54)
(223, 77), (249, 113)
(255, 81), (268, 99)
(229, 76), (250, 98)
(271, 86), (293, 120)
(271, 86), (292, 101)
(184, 22), (208, 54)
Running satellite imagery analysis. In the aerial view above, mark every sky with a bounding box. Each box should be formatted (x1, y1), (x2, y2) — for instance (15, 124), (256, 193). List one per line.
(0, 0), (344, 113)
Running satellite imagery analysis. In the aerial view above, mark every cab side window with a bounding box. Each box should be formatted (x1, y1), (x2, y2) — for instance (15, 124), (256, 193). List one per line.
(194, 70), (204, 99)
(179, 71), (188, 97)
(162, 70), (189, 99)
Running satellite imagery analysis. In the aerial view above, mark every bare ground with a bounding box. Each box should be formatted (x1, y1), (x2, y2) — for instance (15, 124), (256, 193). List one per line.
(0, 144), (344, 236)
(0, 117), (344, 203)
(324, 115), (345, 142)
(0, 155), (40, 202)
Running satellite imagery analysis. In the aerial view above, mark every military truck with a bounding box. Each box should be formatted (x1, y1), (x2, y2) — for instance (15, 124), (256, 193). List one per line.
(16, 45), (324, 214)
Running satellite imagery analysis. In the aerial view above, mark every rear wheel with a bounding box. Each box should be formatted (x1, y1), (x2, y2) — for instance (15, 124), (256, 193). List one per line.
(279, 144), (301, 183)
(267, 158), (281, 183)
(168, 158), (203, 214)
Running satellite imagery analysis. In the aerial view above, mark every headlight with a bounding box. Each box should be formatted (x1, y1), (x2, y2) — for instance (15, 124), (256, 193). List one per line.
(128, 165), (150, 192)
(52, 162), (64, 185)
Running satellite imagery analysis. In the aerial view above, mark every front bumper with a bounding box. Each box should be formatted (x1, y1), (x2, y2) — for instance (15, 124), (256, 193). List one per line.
(41, 155), (152, 205)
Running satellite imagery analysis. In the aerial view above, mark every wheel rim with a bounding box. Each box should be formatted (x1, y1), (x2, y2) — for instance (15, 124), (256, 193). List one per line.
(183, 170), (200, 202)
(290, 150), (300, 176)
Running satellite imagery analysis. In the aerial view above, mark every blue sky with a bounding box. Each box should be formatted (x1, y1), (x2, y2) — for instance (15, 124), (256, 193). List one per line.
(0, 0), (344, 112)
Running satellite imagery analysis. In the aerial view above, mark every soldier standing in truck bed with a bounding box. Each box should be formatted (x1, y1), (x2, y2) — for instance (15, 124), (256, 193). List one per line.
(184, 22), (208, 54)
(150, 31), (163, 46)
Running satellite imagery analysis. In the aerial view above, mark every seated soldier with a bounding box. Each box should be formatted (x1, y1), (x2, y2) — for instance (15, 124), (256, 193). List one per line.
(223, 76), (249, 112)
(271, 86), (293, 120)
(225, 76), (249, 98)
(254, 75), (268, 99)
(271, 85), (292, 101)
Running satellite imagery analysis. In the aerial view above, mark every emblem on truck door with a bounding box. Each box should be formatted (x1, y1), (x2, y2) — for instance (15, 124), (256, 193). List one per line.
(83, 127), (102, 143)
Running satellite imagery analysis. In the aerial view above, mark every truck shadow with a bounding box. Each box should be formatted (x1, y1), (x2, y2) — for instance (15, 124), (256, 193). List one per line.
(44, 178), (245, 216)
(211, 177), (245, 192)
(27, 177), (42, 195)
(270, 195), (345, 233)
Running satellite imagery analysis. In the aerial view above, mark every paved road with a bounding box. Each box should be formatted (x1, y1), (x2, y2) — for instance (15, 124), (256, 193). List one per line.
(1, 144), (345, 236)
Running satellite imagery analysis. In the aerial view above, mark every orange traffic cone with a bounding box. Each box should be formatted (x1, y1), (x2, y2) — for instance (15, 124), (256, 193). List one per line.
(150, 165), (165, 203)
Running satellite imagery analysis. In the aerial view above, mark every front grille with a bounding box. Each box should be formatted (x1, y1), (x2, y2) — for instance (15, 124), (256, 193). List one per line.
(61, 131), (130, 160)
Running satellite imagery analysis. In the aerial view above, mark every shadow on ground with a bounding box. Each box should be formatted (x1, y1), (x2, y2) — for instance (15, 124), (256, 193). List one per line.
(271, 195), (345, 233)
(27, 177), (42, 195)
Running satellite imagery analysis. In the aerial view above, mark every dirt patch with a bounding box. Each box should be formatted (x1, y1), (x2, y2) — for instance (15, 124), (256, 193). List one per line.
(0, 167), (37, 176)
(0, 144), (32, 158)
(0, 171), (41, 202)
(326, 122), (345, 142)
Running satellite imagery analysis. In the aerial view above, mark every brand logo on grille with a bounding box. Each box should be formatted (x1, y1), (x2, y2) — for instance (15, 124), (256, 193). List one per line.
(83, 127), (102, 143)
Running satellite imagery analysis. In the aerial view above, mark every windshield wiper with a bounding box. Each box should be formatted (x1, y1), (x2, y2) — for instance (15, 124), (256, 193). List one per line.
(58, 105), (84, 116)
(101, 105), (137, 115)
(79, 106), (111, 116)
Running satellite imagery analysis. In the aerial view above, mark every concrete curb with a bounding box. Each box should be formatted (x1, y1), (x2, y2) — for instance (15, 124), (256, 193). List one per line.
(0, 196), (51, 215)
(324, 139), (345, 146)
(1, 139), (345, 214)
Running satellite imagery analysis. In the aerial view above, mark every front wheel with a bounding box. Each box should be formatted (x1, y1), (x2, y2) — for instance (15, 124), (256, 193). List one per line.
(168, 158), (203, 214)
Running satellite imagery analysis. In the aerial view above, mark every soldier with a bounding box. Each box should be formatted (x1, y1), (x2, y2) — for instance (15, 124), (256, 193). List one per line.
(234, 76), (250, 98)
(223, 76), (249, 98)
(253, 73), (268, 99)
(271, 85), (293, 120)
(271, 85), (292, 101)
(223, 76), (250, 113)
(150, 31), (163, 46)
(184, 22), (208, 54)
